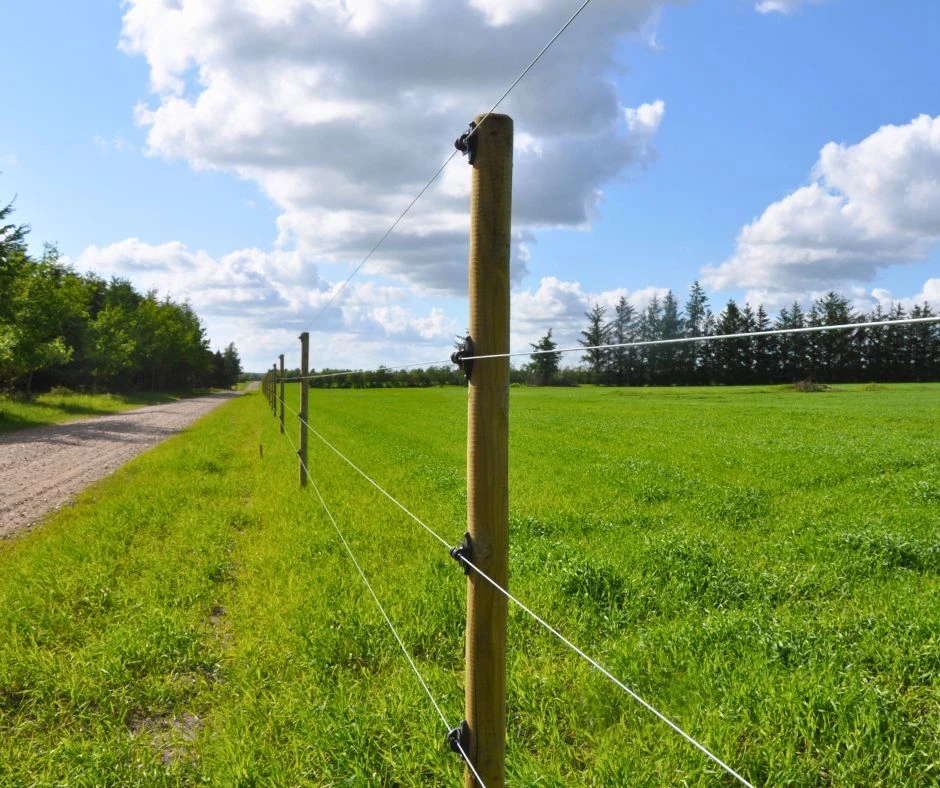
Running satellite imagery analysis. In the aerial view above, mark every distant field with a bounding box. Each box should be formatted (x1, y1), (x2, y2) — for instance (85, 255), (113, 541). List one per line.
(0, 384), (937, 784)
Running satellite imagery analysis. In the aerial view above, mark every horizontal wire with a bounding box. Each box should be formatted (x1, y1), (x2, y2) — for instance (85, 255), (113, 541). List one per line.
(457, 555), (753, 787)
(280, 424), (486, 787)
(279, 357), (454, 384)
(278, 400), (750, 785)
(275, 314), (940, 383)
(283, 399), (453, 552)
(471, 314), (940, 362)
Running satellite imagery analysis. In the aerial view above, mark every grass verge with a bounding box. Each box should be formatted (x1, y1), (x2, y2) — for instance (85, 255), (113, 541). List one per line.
(0, 390), (229, 435)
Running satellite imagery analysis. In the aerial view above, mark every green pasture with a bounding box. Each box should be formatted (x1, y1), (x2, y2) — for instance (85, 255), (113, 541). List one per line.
(0, 384), (938, 785)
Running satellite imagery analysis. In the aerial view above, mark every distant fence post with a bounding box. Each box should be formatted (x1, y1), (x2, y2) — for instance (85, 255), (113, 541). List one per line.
(271, 364), (278, 415)
(279, 354), (286, 435)
(461, 112), (512, 788)
(299, 332), (310, 488)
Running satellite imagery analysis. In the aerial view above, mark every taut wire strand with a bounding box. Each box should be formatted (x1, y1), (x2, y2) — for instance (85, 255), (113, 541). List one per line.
(469, 314), (940, 362)
(308, 0), (597, 332)
(457, 556), (754, 787)
(281, 426), (487, 787)
(277, 314), (940, 384)
(468, 0), (595, 139)
(277, 401), (750, 785)
(282, 400), (453, 552)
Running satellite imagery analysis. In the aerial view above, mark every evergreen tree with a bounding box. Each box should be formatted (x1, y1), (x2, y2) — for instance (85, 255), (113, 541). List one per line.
(580, 303), (610, 383)
(658, 290), (684, 384)
(529, 328), (562, 385)
(609, 296), (636, 385)
(683, 281), (710, 384)
(637, 294), (663, 384)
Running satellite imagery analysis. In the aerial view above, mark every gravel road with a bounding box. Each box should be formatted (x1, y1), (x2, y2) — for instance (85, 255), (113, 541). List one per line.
(0, 391), (247, 540)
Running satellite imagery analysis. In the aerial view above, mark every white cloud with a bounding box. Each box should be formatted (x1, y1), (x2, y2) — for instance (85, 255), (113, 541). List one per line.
(93, 135), (135, 154)
(861, 278), (940, 315)
(755, 0), (829, 14)
(512, 275), (668, 338)
(703, 114), (940, 297)
(67, 237), (462, 369)
(508, 276), (670, 366)
(120, 0), (674, 293)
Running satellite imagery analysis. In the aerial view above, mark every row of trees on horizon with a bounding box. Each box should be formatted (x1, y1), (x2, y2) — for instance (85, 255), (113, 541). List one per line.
(529, 282), (940, 386)
(1, 200), (241, 395)
(283, 283), (939, 389)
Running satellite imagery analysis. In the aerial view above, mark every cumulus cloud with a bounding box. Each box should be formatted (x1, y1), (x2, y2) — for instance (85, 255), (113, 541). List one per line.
(703, 114), (940, 297)
(69, 238), (461, 366)
(120, 0), (673, 293)
(512, 275), (668, 347)
(755, 0), (829, 14)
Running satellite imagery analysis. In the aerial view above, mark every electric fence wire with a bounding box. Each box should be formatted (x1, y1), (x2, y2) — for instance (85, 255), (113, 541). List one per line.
(283, 398), (453, 552)
(279, 426), (487, 787)
(456, 553), (755, 788)
(278, 314), (940, 383)
(308, 0), (597, 331)
(278, 404), (753, 787)
(464, 0), (595, 144)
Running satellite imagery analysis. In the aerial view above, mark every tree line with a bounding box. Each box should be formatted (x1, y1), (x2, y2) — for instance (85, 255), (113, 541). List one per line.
(1, 199), (241, 394)
(274, 282), (938, 390)
(529, 282), (940, 386)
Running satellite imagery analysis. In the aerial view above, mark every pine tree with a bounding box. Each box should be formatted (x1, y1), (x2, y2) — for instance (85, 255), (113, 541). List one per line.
(580, 303), (610, 383)
(609, 296), (636, 385)
(529, 329), (562, 385)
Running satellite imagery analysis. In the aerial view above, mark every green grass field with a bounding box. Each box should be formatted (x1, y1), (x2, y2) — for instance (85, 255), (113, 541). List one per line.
(1, 384), (937, 785)
(0, 390), (218, 435)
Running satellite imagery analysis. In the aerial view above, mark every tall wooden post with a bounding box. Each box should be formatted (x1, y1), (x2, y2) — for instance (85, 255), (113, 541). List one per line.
(463, 112), (512, 788)
(278, 354), (286, 435)
(299, 332), (310, 488)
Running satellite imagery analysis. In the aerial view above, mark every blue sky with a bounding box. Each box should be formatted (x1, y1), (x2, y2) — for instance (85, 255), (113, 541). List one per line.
(3, 0), (938, 372)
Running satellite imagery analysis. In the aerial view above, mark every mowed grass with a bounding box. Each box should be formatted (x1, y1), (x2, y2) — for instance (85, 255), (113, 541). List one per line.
(0, 384), (938, 785)
(0, 391), (209, 435)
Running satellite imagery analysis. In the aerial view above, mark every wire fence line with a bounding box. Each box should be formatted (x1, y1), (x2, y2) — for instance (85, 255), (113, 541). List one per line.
(280, 422), (487, 787)
(278, 313), (940, 384)
(282, 398), (451, 552)
(274, 398), (753, 786)
(308, 0), (597, 332)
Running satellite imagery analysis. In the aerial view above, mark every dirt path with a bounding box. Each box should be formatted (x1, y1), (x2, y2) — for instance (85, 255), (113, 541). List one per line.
(0, 390), (249, 540)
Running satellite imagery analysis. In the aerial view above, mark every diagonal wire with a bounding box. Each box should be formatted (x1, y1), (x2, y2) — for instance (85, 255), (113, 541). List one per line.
(277, 399), (751, 785)
(280, 424), (487, 787)
(283, 399), (453, 552)
(309, 148), (461, 328)
(467, 0), (595, 141)
(309, 0), (597, 330)
(454, 554), (754, 787)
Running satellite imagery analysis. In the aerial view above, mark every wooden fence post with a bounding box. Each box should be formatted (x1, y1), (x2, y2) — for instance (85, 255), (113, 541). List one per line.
(279, 354), (286, 435)
(271, 364), (278, 415)
(299, 332), (310, 488)
(462, 112), (512, 788)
